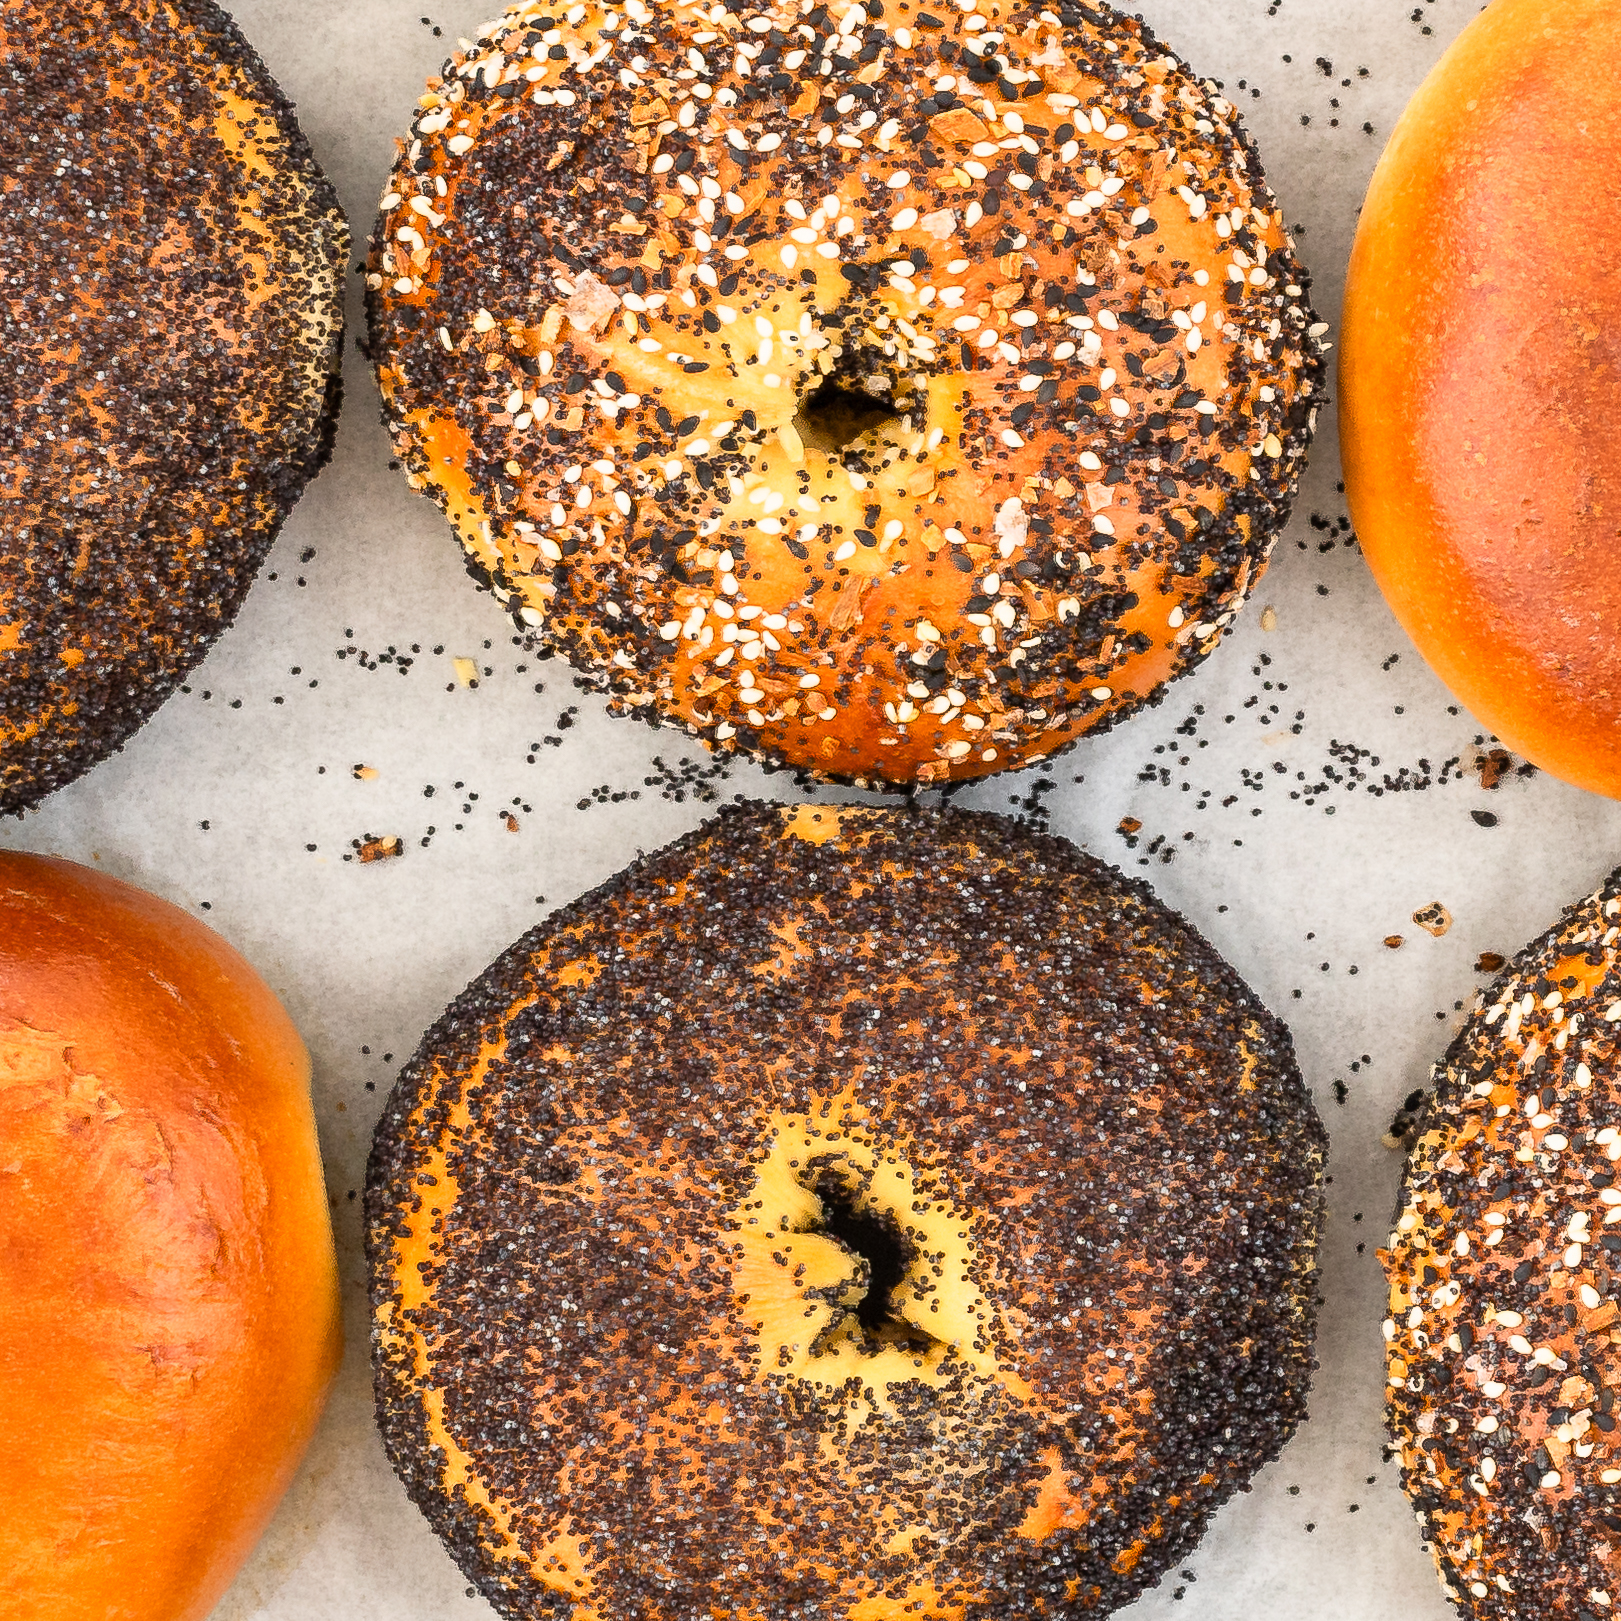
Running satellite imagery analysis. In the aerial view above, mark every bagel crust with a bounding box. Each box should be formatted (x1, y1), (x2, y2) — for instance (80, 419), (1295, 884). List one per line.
(1385, 870), (1621, 1619)
(0, 0), (346, 817)
(0, 852), (342, 1621)
(1340, 0), (1621, 799)
(367, 802), (1326, 1619)
(367, 0), (1324, 787)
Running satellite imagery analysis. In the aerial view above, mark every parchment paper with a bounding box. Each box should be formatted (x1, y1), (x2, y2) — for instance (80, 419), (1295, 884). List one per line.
(8, 1), (1615, 1615)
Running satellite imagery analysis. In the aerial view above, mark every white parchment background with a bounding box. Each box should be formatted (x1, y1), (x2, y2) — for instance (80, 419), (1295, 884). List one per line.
(7, 0), (1616, 1615)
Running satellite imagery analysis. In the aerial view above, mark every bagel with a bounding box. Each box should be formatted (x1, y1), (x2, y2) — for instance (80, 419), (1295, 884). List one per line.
(1385, 865), (1621, 1618)
(1340, 0), (1621, 798)
(367, 0), (1325, 787)
(0, 852), (341, 1621)
(367, 800), (1326, 1619)
(0, 0), (346, 817)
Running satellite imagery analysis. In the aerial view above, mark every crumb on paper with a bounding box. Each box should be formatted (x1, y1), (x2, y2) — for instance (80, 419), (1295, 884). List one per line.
(1475, 747), (1512, 790)
(1383, 1088), (1428, 1151)
(352, 764), (379, 781)
(1476, 951), (1506, 973)
(1259, 605), (1278, 632)
(1412, 902), (1452, 938)
(1383, 935), (1404, 950)
(453, 657), (479, 687)
(1117, 816), (1142, 836)
(354, 835), (403, 863)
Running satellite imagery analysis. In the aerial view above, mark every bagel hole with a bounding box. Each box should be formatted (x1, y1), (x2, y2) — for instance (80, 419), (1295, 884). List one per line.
(793, 379), (906, 454)
(812, 1172), (934, 1348)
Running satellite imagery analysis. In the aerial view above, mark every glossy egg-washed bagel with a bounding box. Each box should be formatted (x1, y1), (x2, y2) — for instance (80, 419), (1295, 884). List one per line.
(1340, 0), (1621, 798)
(367, 0), (1325, 787)
(1385, 867), (1621, 1621)
(0, 0), (346, 817)
(367, 801), (1326, 1620)
(0, 852), (341, 1621)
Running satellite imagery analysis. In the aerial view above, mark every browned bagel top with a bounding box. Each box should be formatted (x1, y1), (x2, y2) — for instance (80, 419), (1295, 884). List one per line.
(0, 0), (346, 816)
(367, 802), (1325, 1621)
(368, 0), (1323, 787)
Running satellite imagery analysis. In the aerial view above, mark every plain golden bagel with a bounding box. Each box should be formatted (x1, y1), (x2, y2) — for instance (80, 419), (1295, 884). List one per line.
(367, 801), (1326, 1620)
(0, 0), (346, 817)
(1385, 866), (1621, 1620)
(368, 0), (1325, 787)
(1340, 0), (1621, 797)
(0, 852), (342, 1621)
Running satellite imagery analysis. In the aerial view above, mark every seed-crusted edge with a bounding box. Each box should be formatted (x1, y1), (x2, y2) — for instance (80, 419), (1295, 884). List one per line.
(1385, 866), (1621, 1620)
(0, 0), (348, 817)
